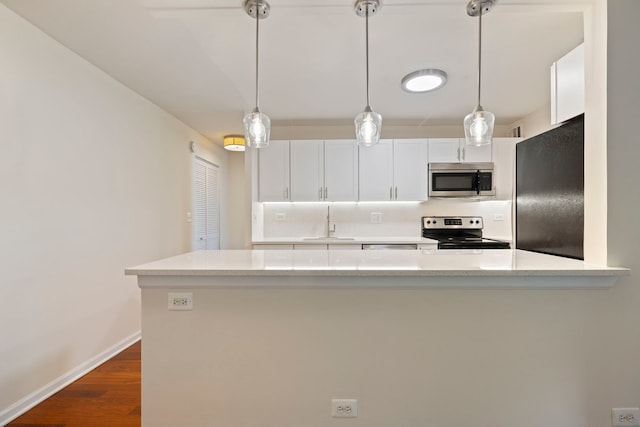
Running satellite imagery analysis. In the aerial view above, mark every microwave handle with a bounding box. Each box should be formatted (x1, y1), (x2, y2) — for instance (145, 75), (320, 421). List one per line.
(475, 170), (481, 195)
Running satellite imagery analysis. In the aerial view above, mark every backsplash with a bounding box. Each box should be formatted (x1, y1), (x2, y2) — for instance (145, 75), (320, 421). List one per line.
(257, 199), (513, 241)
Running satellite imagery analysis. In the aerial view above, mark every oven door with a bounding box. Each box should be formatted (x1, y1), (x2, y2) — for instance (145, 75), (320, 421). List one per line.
(428, 162), (495, 197)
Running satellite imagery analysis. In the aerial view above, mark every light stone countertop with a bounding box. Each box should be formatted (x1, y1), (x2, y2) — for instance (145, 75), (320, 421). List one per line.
(126, 250), (629, 288)
(252, 236), (440, 245)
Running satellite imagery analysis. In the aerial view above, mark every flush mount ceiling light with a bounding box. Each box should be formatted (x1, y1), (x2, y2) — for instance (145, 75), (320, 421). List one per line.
(223, 135), (246, 152)
(463, 0), (495, 147)
(401, 69), (447, 93)
(354, 0), (382, 147)
(242, 0), (271, 149)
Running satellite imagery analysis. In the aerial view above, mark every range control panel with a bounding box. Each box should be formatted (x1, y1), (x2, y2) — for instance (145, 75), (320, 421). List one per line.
(422, 216), (483, 230)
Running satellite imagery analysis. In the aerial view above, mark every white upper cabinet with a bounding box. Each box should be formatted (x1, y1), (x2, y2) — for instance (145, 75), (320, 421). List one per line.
(428, 138), (492, 163)
(551, 43), (584, 125)
(290, 140), (323, 201)
(258, 140), (290, 202)
(358, 139), (429, 201)
(324, 140), (359, 201)
(393, 139), (429, 201)
(287, 139), (358, 202)
(358, 140), (394, 201)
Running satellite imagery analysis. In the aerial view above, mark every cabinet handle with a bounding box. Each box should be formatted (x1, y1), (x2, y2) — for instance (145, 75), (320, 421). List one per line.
(395, 186), (398, 200)
(457, 147), (460, 161)
(389, 187), (393, 200)
(324, 187), (328, 199)
(284, 187), (289, 200)
(461, 147), (466, 161)
(319, 187), (323, 200)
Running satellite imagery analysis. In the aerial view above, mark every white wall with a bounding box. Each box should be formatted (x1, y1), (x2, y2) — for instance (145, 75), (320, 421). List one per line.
(0, 4), (227, 422)
(596, 0), (640, 423)
(262, 200), (514, 241)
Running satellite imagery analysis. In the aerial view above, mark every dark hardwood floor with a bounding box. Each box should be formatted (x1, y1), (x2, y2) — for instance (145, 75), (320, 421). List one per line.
(8, 341), (141, 427)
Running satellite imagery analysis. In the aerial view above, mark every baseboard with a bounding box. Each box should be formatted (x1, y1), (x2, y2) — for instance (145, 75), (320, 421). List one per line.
(0, 330), (141, 426)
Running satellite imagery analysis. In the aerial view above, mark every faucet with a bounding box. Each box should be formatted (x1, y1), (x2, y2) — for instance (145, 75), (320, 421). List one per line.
(327, 206), (336, 237)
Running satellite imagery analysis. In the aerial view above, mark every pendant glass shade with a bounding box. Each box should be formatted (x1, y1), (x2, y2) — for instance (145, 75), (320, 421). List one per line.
(355, 106), (382, 147)
(464, 108), (494, 146)
(243, 108), (271, 148)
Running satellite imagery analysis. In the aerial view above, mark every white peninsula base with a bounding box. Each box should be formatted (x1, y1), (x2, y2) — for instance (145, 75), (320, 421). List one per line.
(126, 249), (628, 427)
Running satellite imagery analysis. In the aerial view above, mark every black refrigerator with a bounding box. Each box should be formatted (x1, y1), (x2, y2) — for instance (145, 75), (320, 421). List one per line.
(515, 114), (584, 260)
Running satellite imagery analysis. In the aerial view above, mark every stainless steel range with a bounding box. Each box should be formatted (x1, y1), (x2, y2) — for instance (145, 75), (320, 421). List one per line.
(421, 216), (511, 249)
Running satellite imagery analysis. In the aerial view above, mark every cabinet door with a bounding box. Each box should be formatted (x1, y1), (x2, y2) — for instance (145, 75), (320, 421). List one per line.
(290, 140), (323, 201)
(324, 140), (359, 201)
(551, 43), (584, 124)
(358, 139), (394, 201)
(427, 138), (461, 163)
(393, 139), (429, 201)
(491, 137), (520, 200)
(258, 140), (290, 201)
(461, 140), (492, 163)
(253, 244), (294, 250)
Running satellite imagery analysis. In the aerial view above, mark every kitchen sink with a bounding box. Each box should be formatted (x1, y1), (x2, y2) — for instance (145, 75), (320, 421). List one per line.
(303, 237), (355, 241)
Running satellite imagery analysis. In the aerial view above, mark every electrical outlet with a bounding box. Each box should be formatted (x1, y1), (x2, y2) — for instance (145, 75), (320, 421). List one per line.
(370, 212), (382, 224)
(612, 408), (640, 426)
(275, 213), (286, 221)
(493, 214), (505, 221)
(168, 292), (193, 311)
(331, 399), (358, 418)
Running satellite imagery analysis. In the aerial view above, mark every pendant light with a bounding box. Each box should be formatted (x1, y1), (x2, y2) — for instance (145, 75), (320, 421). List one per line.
(243, 0), (271, 149)
(354, 0), (382, 147)
(463, 0), (495, 146)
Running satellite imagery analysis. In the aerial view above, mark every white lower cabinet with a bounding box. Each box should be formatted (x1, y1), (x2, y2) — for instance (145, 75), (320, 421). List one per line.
(253, 244), (294, 250)
(293, 244), (328, 250)
(329, 244), (362, 250)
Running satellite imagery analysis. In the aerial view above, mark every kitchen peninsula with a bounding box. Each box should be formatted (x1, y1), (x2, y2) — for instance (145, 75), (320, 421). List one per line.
(127, 249), (627, 426)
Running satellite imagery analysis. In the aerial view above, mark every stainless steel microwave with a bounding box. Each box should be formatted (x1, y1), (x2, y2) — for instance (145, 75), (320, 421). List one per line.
(428, 162), (495, 197)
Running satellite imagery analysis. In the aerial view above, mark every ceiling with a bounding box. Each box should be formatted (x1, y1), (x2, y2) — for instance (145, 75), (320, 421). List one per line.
(1, 0), (586, 143)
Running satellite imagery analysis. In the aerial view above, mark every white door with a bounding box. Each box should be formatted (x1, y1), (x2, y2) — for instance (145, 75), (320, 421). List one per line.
(193, 157), (220, 250)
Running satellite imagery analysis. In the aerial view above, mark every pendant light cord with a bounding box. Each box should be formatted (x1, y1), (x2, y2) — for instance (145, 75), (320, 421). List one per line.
(365, 6), (370, 108)
(476, 9), (482, 108)
(255, 10), (260, 109)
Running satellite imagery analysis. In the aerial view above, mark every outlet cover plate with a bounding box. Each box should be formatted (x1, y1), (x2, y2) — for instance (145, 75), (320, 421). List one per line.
(612, 408), (640, 426)
(168, 292), (193, 311)
(332, 399), (358, 418)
